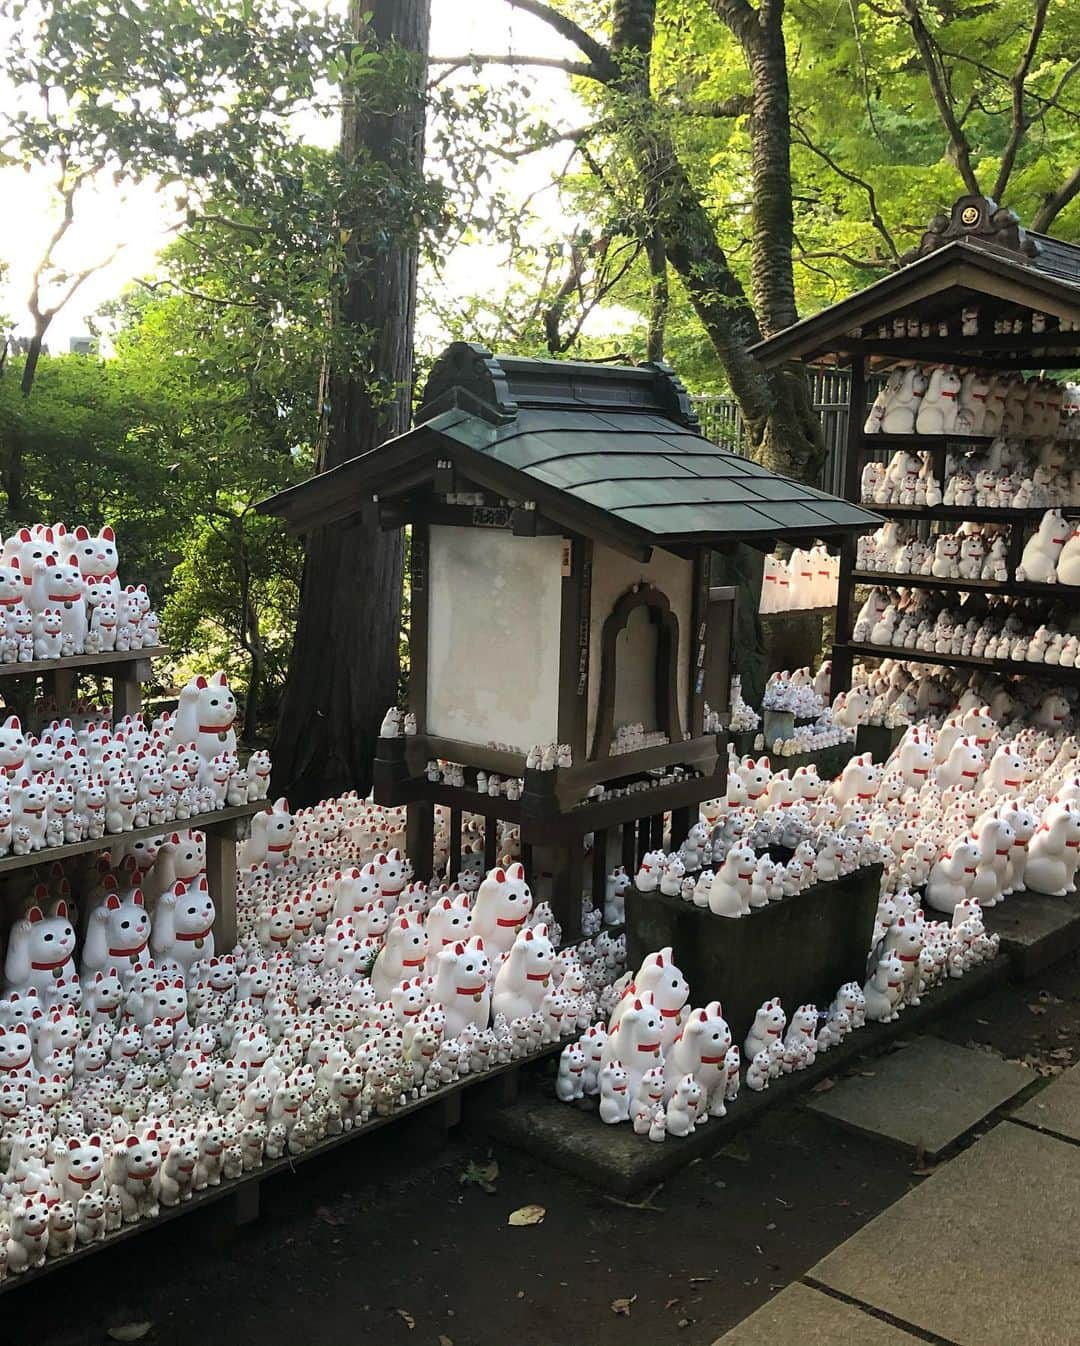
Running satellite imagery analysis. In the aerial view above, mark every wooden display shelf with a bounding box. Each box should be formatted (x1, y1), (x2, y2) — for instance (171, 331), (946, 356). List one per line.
(859, 432), (998, 450)
(0, 801), (259, 949)
(0, 1035), (564, 1293)
(0, 801), (259, 878)
(0, 645), (169, 681)
(869, 503), (1066, 523)
(837, 639), (1080, 683)
(850, 570), (1065, 599)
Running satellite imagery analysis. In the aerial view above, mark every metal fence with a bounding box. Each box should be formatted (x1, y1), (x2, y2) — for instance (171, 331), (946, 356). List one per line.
(691, 366), (855, 494)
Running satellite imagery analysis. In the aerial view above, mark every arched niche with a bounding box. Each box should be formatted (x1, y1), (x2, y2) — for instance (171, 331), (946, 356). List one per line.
(590, 583), (683, 759)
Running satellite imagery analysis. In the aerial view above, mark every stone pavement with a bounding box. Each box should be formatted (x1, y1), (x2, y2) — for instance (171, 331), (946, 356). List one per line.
(804, 1036), (1035, 1156)
(715, 1093), (1080, 1346)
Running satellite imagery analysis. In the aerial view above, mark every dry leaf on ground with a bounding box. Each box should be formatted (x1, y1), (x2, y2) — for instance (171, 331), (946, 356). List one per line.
(611, 1295), (637, 1316)
(107, 1328), (153, 1344)
(396, 1310), (415, 1330)
(508, 1204), (545, 1226)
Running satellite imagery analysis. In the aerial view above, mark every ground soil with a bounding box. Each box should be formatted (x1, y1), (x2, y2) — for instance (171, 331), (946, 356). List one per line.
(13, 949), (1080, 1346)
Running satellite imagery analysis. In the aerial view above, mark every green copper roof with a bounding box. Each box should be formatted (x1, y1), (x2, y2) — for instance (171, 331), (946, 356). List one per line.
(259, 345), (880, 546)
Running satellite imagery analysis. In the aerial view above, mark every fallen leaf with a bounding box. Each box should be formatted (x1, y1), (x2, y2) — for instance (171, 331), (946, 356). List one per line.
(718, 1137), (751, 1163)
(610, 1296), (637, 1317)
(765, 1222), (776, 1231)
(858, 1070), (877, 1078)
(665, 1298), (680, 1309)
(811, 1077), (835, 1094)
(508, 1204), (545, 1226)
(677, 1318), (693, 1328)
(316, 1205), (345, 1226)
(775, 1198), (791, 1208)
(396, 1310), (415, 1330)
(439, 1336), (454, 1346)
(1027, 1004), (1047, 1016)
(107, 1328), (153, 1344)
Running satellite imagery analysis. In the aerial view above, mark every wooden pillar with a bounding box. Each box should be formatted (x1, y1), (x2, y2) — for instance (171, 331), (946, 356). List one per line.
(483, 815), (498, 870)
(207, 825), (238, 951)
(448, 806), (462, 883)
(831, 355), (866, 698)
(669, 806), (691, 852)
(591, 827), (609, 906)
(553, 843), (584, 945)
(406, 801), (435, 882)
(621, 820), (637, 875)
(112, 658), (152, 723)
(49, 668), (75, 716)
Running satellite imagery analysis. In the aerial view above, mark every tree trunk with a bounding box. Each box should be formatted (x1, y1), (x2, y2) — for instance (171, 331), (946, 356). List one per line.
(271, 0), (430, 806)
(607, 0), (821, 484)
(745, 20), (797, 337)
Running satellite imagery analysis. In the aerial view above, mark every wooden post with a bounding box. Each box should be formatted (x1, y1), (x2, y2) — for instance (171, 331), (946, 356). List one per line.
(406, 801), (435, 882)
(669, 806), (691, 852)
(591, 827), (609, 909)
(49, 668), (75, 716)
(621, 820), (637, 876)
(553, 843), (584, 945)
(831, 354), (866, 698)
(112, 659), (152, 723)
(207, 826), (238, 951)
(448, 806), (462, 882)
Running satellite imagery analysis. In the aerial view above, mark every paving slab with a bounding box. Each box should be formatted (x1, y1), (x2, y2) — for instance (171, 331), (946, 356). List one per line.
(811, 1122), (1080, 1346)
(985, 889), (1080, 977)
(1011, 1063), (1080, 1142)
(805, 1036), (1035, 1157)
(713, 1282), (925, 1346)
(490, 958), (1009, 1195)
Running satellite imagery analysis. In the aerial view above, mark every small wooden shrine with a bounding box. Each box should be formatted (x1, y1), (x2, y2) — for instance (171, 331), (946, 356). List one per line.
(262, 344), (876, 936)
(748, 194), (1080, 698)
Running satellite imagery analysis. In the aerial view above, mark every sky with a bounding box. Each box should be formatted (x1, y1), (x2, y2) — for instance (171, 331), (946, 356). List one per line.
(0, 0), (591, 348)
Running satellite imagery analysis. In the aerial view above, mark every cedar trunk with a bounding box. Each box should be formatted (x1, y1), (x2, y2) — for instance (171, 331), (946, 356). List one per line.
(271, 0), (430, 807)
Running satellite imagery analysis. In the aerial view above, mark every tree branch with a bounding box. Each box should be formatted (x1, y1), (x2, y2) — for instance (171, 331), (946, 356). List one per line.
(428, 53), (596, 86)
(502, 0), (612, 74)
(706, 0), (761, 54)
(993, 0), (1051, 202)
(793, 122), (901, 263)
(135, 276), (265, 309)
(1032, 163), (1080, 232)
(901, 0), (982, 195)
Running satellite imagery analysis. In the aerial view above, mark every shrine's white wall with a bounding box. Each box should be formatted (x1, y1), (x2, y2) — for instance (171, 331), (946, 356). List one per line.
(426, 527), (563, 748)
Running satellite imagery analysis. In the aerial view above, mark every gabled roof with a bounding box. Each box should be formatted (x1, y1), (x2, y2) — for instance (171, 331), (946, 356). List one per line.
(749, 237), (1080, 368)
(258, 344), (880, 551)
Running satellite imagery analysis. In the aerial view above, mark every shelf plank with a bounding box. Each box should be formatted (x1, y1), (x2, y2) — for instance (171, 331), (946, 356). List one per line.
(0, 645), (169, 682)
(850, 570), (1069, 599)
(859, 432), (998, 450)
(0, 800), (262, 877)
(836, 640), (1080, 683)
(868, 503), (1077, 524)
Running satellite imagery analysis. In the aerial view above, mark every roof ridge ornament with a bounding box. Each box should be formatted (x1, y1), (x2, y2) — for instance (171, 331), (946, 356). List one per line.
(904, 194), (1038, 265)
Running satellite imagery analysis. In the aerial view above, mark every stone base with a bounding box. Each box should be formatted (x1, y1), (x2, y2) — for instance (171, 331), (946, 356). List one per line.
(490, 958), (1008, 1197)
(626, 867), (880, 1049)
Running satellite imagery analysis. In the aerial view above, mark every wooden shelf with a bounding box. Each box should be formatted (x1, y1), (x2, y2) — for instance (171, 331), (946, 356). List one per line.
(868, 503), (1071, 524)
(0, 645), (169, 681)
(859, 432), (999, 450)
(0, 800), (261, 877)
(850, 570), (1067, 599)
(0, 1035), (563, 1294)
(837, 640), (1080, 683)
